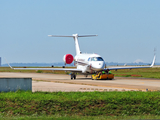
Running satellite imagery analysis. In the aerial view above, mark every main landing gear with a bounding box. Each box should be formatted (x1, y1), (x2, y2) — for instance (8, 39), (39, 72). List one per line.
(71, 73), (76, 80)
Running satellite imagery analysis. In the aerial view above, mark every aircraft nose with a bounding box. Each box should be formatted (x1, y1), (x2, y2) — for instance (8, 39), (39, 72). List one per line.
(96, 61), (105, 70)
(101, 61), (105, 68)
(91, 61), (105, 71)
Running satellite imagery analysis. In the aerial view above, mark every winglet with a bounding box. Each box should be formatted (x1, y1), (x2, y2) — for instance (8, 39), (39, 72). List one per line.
(5, 58), (13, 69)
(150, 55), (156, 67)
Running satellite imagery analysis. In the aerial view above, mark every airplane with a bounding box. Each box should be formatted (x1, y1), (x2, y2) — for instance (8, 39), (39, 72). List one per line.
(7, 34), (156, 79)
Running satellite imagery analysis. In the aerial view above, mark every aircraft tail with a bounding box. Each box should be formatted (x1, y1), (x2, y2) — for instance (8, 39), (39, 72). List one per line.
(48, 34), (97, 55)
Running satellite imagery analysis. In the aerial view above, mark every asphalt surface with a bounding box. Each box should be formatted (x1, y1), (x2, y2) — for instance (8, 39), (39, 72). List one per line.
(0, 72), (160, 92)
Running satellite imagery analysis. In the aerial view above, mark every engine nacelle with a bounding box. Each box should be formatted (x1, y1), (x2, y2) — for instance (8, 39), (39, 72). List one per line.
(63, 54), (74, 64)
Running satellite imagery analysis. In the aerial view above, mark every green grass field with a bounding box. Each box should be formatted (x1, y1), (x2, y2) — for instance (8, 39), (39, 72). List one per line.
(1, 67), (160, 79)
(112, 67), (160, 79)
(1, 91), (160, 118)
(1, 115), (160, 120)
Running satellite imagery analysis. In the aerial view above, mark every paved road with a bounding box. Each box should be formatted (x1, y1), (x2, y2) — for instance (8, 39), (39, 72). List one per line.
(0, 72), (160, 92)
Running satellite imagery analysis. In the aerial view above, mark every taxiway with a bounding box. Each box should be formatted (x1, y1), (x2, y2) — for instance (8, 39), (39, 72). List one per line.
(0, 72), (160, 92)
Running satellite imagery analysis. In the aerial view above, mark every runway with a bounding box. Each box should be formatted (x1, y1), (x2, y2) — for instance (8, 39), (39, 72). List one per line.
(0, 72), (160, 92)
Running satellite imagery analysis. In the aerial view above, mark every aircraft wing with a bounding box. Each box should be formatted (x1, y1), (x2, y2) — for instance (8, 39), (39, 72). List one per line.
(104, 66), (152, 71)
(11, 67), (82, 72)
(7, 60), (89, 72)
(6, 61), (82, 72)
(104, 55), (156, 71)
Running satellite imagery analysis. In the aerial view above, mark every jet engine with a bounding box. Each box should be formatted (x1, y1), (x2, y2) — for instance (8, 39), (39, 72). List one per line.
(63, 54), (74, 64)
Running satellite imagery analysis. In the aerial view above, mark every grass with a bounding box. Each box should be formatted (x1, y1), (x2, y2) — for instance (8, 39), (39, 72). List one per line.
(1, 115), (160, 120)
(1, 91), (160, 117)
(112, 67), (160, 79)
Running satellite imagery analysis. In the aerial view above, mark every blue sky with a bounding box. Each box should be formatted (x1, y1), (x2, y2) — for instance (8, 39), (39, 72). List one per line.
(0, 0), (160, 64)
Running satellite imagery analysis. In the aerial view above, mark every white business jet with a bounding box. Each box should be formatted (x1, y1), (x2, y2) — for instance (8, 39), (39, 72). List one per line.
(8, 34), (156, 79)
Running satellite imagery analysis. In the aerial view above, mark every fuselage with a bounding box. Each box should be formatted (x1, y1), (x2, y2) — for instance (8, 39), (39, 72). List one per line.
(74, 53), (105, 73)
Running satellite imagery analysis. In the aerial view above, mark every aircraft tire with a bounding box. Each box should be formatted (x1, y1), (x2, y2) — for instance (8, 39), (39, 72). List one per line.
(91, 76), (94, 80)
(71, 74), (74, 80)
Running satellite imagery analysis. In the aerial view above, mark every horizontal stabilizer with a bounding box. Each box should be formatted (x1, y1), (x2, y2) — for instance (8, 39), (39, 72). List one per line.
(48, 34), (98, 38)
(48, 34), (98, 55)
(77, 35), (98, 37)
(48, 35), (74, 37)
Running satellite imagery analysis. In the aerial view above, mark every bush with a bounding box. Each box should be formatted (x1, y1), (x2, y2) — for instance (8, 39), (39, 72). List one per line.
(36, 70), (43, 73)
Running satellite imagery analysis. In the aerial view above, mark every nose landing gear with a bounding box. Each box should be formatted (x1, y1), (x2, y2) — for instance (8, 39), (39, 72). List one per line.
(71, 73), (76, 79)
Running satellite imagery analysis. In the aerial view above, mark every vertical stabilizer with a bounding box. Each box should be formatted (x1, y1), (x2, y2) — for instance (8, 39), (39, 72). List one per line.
(72, 34), (81, 55)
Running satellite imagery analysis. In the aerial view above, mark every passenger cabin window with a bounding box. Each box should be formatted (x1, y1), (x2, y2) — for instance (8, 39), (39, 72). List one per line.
(90, 57), (104, 61)
(88, 58), (91, 61)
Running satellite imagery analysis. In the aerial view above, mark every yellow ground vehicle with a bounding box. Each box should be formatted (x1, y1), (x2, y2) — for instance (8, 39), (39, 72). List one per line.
(91, 73), (114, 80)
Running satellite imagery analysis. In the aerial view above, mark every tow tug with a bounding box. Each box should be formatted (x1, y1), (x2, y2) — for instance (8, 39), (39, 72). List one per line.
(91, 71), (114, 80)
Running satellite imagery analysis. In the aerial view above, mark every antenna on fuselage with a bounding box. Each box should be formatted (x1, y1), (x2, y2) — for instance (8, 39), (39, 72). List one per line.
(48, 34), (98, 55)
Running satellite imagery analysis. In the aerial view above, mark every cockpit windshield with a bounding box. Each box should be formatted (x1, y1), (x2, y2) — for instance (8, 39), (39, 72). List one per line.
(88, 57), (104, 61)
